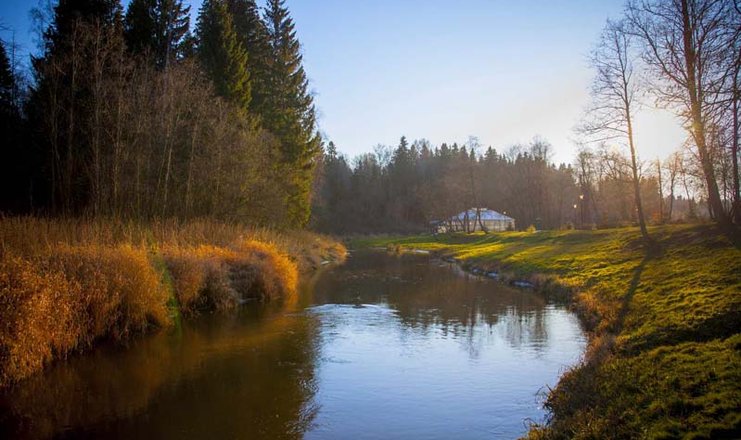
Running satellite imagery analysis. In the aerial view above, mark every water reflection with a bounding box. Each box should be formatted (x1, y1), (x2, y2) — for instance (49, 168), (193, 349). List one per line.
(0, 250), (585, 440)
(0, 298), (322, 439)
(304, 251), (585, 438)
(311, 252), (554, 354)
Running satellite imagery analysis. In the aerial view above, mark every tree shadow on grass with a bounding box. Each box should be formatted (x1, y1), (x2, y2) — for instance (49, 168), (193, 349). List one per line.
(613, 240), (663, 339)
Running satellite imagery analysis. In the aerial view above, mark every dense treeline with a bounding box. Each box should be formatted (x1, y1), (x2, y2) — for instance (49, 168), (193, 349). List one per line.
(313, 0), (739, 235)
(312, 136), (670, 233)
(0, 0), (738, 234)
(0, 0), (318, 227)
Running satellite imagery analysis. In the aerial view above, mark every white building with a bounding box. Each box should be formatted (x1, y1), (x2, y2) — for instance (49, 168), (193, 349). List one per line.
(433, 208), (515, 233)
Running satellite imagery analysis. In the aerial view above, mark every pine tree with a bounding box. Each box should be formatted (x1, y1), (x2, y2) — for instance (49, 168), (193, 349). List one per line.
(0, 41), (20, 211)
(42, 0), (122, 53)
(226, 0), (271, 117)
(123, 0), (154, 55)
(0, 42), (16, 117)
(29, 0), (125, 214)
(263, 0), (320, 227)
(0, 40), (32, 213)
(196, 0), (251, 111)
(124, 0), (191, 68)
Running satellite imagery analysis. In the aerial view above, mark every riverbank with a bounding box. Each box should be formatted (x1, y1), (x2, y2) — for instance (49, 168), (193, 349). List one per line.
(0, 217), (346, 387)
(355, 225), (741, 439)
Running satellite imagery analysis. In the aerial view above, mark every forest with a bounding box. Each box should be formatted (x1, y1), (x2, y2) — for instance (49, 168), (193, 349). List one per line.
(311, 136), (669, 233)
(312, 0), (740, 235)
(0, 0), (319, 228)
(0, 0), (739, 438)
(1, 0), (739, 236)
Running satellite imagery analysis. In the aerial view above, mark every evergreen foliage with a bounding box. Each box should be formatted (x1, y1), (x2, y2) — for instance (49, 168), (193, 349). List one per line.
(0, 40), (28, 213)
(0, 41), (16, 116)
(226, 0), (271, 117)
(124, 0), (191, 68)
(28, 0), (125, 214)
(41, 0), (122, 53)
(4, 0), (324, 228)
(196, 0), (251, 112)
(311, 137), (671, 233)
(263, 0), (321, 227)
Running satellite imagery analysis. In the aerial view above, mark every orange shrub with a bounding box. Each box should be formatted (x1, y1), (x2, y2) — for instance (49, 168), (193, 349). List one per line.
(0, 217), (341, 386)
(0, 245), (170, 387)
(0, 256), (76, 386)
(164, 246), (239, 313)
(52, 244), (171, 342)
(164, 241), (299, 313)
(232, 239), (298, 301)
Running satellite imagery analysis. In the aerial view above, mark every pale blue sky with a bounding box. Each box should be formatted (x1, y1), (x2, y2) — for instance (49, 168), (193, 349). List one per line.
(1, 0), (687, 164)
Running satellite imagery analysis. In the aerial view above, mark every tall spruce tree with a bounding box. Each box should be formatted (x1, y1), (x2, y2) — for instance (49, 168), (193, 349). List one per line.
(226, 0), (270, 117)
(29, 0), (124, 214)
(264, 0), (320, 227)
(0, 40), (27, 212)
(0, 42), (16, 115)
(196, 0), (251, 111)
(124, 0), (191, 68)
(40, 0), (122, 54)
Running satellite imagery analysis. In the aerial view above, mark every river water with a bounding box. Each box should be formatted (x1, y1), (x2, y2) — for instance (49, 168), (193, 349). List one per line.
(0, 250), (585, 439)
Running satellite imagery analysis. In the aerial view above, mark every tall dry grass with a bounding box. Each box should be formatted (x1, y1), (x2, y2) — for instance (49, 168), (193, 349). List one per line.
(162, 241), (298, 314)
(0, 245), (168, 386)
(0, 216), (345, 387)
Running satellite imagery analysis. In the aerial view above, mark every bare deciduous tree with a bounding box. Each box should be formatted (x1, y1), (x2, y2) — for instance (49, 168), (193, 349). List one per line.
(580, 19), (650, 240)
(626, 0), (738, 226)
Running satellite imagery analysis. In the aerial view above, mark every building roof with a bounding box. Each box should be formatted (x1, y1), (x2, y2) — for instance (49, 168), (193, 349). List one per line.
(452, 208), (513, 222)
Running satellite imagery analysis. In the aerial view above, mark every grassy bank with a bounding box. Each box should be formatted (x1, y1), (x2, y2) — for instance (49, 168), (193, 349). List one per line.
(356, 225), (740, 439)
(0, 217), (346, 387)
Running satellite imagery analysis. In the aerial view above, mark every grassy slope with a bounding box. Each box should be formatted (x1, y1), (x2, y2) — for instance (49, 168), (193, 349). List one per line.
(355, 225), (741, 439)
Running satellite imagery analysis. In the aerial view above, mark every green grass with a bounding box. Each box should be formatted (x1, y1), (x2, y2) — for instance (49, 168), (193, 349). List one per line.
(355, 225), (741, 439)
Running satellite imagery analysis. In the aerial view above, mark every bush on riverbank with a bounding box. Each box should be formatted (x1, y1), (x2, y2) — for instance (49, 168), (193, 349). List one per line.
(358, 225), (741, 438)
(0, 245), (169, 387)
(164, 240), (299, 314)
(0, 217), (345, 387)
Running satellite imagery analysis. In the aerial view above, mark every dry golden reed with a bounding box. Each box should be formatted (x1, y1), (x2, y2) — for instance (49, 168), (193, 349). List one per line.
(0, 216), (345, 387)
(0, 245), (169, 386)
(163, 240), (299, 314)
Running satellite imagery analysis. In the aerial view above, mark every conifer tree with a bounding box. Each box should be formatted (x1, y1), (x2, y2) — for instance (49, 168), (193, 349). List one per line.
(0, 42), (16, 116)
(124, 0), (191, 68)
(264, 0), (320, 227)
(29, 0), (124, 214)
(196, 0), (251, 112)
(123, 0), (154, 55)
(226, 0), (271, 117)
(41, 0), (122, 53)
(0, 40), (25, 212)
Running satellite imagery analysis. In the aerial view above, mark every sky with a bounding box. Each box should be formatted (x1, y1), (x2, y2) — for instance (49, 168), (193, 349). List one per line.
(0, 0), (687, 165)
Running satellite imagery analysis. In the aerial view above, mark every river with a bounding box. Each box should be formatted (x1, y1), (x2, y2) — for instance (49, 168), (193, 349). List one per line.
(0, 250), (585, 439)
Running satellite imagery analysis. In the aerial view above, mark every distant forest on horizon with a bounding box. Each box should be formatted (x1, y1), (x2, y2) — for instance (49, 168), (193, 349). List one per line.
(0, 0), (738, 234)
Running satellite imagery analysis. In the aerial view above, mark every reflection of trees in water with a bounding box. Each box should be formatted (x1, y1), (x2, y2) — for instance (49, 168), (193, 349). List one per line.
(0, 251), (562, 439)
(313, 252), (552, 359)
(0, 298), (321, 440)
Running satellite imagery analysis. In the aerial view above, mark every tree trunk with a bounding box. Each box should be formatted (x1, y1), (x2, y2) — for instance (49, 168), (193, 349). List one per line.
(656, 159), (664, 224)
(668, 169), (676, 222)
(680, 0), (729, 226)
(732, 73), (740, 223)
(65, 33), (77, 215)
(185, 124), (199, 217)
(626, 106), (649, 240)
